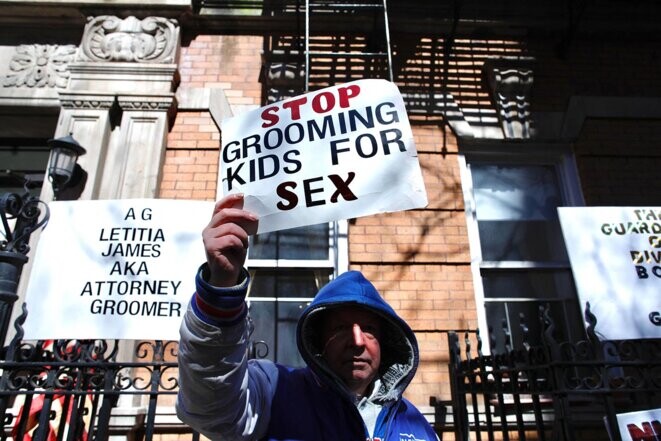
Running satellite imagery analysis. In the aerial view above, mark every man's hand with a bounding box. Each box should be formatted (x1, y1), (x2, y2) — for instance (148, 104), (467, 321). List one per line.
(203, 194), (258, 287)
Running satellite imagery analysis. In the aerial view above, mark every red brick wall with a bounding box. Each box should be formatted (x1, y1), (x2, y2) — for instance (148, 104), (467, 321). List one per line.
(162, 35), (264, 200)
(575, 118), (661, 206)
(162, 34), (475, 409)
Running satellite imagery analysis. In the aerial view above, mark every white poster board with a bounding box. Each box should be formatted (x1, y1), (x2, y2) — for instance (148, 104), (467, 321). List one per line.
(615, 408), (661, 441)
(558, 207), (661, 340)
(219, 79), (428, 234)
(23, 199), (213, 340)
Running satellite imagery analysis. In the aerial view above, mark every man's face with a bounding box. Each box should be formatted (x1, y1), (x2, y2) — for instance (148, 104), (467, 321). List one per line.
(320, 306), (382, 396)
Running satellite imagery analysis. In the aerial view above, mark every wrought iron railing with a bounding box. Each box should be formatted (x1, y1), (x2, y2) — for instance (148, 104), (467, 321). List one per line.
(0, 303), (273, 441)
(437, 305), (661, 441)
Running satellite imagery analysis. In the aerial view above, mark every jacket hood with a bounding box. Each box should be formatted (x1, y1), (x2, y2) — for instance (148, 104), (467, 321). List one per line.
(296, 271), (418, 402)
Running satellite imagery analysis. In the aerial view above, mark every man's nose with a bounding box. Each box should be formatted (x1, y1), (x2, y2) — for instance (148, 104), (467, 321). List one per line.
(351, 323), (366, 346)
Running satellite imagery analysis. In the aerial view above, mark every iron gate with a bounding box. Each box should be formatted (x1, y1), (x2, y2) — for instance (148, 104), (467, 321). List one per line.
(438, 305), (661, 441)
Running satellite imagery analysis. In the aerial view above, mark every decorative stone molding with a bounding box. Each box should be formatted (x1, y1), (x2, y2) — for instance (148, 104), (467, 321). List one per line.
(3, 44), (77, 88)
(117, 94), (177, 112)
(58, 92), (116, 110)
(79, 16), (179, 63)
(116, 94), (178, 127)
(484, 58), (534, 139)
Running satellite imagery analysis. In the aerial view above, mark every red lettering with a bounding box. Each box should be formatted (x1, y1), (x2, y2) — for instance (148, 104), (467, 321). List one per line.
(261, 106), (279, 128)
(261, 83), (361, 127)
(311, 91), (335, 114)
(627, 421), (660, 441)
(282, 97), (308, 121)
(338, 84), (361, 108)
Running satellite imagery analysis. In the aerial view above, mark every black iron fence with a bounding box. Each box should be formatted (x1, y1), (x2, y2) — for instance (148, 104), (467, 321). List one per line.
(434, 306), (661, 441)
(2, 301), (660, 441)
(0, 304), (276, 441)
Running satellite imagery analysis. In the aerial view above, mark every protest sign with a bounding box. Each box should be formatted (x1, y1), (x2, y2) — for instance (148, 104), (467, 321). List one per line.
(219, 79), (428, 234)
(614, 408), (661, 441)
(558, 206), (661, 340)
(23, 199), (213, 340)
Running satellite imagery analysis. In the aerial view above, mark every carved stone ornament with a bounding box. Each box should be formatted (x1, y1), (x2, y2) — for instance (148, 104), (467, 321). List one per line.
(80, 16), (179, 63)
(484, 58), (534, 139)
(3, 44), (77, 88)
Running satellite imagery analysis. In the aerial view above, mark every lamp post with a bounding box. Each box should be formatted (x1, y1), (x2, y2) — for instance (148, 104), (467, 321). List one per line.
(0, 135), (85, 352)
(47, 134), (86, 200)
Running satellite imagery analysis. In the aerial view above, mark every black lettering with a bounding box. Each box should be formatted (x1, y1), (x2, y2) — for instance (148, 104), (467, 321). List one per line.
(276, 181), (298, 210)
(328, 173), (358, 203)
(222, 140), (242, 163)
(242, 134), (262, 158)
(81, 282), (93, 296)
(380, 128), (406, 154)
(330, 138), (351, 166)
(283, 150), (302, 174)
(264, 128), (283, 150)
(355, 133), (378, 159)
(348, 106), (374, 131)
(375, 102), (399, 124)
(284, 123), (305, 144)
(304, 176), (325, 207)
(224, 162), (246, 191)
(259, 154), (279, 180)
(171, 280), (182, 295)
(307, 115), (336, 140)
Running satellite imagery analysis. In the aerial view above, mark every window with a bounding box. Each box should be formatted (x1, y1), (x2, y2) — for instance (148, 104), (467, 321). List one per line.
(246, 221), (347, 366)
(461, 149), (586, 353)
(0, 140), (50, 195)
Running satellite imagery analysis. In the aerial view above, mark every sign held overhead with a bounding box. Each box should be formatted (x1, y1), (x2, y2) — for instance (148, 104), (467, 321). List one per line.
(219, 79), (428, 234)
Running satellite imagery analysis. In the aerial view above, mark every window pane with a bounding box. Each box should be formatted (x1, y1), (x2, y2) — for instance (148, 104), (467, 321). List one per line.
(249, 269), (330, 298)
(0, 143), (50, 195)
(248, 300), (309, 367)
(485, 298), (585, 353)
(472, 164), (561, 221)
(477, 220), (568, 261)
(250, 223), (329, 260)
(472, 164), (567, 261)
(481, 269), (576, 300)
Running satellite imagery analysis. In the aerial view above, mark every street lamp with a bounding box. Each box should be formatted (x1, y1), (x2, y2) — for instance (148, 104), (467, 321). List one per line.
(47, 134), (87, 199)
(0, 134), (86, 352)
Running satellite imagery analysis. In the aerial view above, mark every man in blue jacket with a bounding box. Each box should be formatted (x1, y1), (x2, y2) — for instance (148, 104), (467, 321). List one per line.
(176, 193), (438, 441)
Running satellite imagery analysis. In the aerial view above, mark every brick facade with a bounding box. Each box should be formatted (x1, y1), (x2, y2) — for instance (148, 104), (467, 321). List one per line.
(160, 25), (661, 410)
(162, 33), (479, 408)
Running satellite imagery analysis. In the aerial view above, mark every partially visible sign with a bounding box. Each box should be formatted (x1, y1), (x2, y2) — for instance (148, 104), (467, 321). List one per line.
(615, 408), (661, 441)
(558, 207), (661, 340)
(219, 79), (428, 234)
(24, 199), (213, 340)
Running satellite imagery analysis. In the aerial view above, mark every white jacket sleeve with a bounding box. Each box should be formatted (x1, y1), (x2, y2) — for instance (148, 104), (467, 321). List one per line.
(176, 299), (279, 441)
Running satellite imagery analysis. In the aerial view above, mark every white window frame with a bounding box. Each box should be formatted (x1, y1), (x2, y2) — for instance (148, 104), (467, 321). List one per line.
(244, 220), (348, 364)
(459, 142), (584, 352)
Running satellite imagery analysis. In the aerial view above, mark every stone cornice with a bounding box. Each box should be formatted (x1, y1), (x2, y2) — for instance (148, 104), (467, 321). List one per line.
(58, 91), (117, 109)
(117, 93), (177, 112)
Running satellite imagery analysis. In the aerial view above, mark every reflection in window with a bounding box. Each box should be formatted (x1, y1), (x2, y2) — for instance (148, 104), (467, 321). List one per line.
(248, 269), (332, 367)
(250, 223), (329, 260)
(467, 160), (584, 353)
(0, 141), (50, 196)
(472, 164), (568, 262)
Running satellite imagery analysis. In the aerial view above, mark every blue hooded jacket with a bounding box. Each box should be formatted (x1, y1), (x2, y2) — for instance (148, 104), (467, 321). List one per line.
(177, 269), (438, 441)
(263, 270), (438, 441)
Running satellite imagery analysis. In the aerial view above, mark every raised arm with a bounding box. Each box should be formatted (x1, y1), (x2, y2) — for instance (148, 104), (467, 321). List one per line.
(176, 194), (277, 441)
